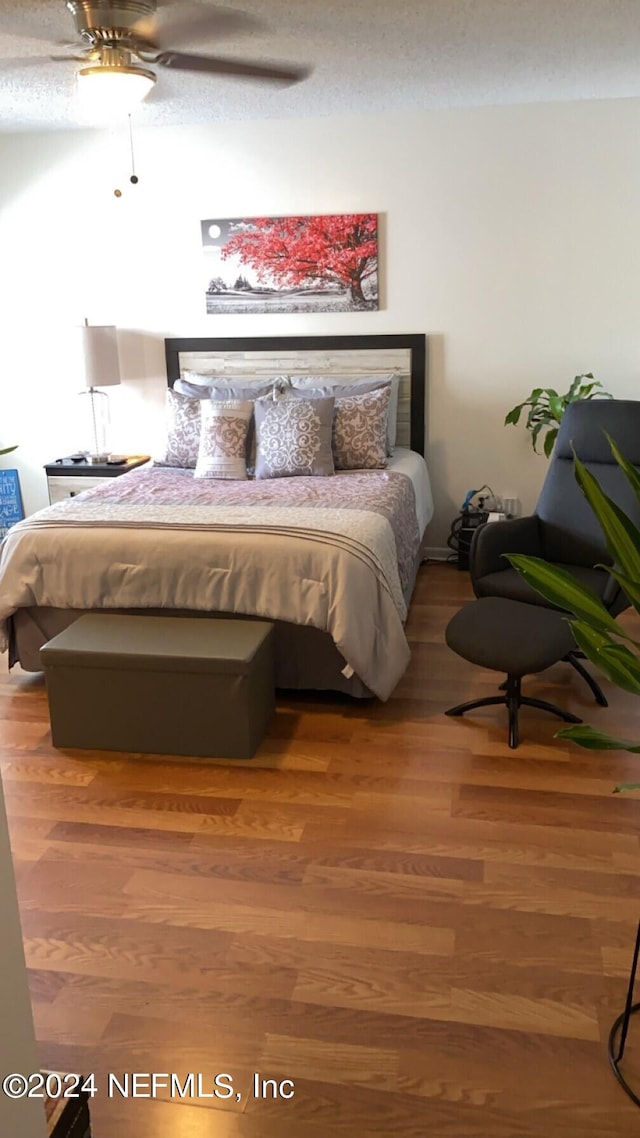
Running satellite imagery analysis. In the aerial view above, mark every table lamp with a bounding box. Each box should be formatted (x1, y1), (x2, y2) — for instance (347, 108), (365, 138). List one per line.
(78, 321), (121, 463)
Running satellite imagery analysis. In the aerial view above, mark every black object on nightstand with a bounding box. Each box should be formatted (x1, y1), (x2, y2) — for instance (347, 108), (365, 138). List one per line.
(44, 455), (150, 504)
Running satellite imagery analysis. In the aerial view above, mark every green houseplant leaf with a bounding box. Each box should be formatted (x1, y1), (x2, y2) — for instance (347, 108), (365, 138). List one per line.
(547, 394), (565, 422)
(569, 622), (640, 694)
(567, 372), (594, 398)
(506, 555), (630, 639)
(605, 569), (640, 616)
(556, 726), (640, 753)
(573, 455), (640, 582)
(608, 435), (640, 504)
(0, 446), (16, 456)
(543, 428), (558, 458)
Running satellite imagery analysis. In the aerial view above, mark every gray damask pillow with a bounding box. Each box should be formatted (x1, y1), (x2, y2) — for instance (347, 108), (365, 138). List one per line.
(194, 399), (253, 480)
(254, 396), (335, 479)
(288, 374), (399, 453)
(154, 388), (201, 468)
(333, 385), (390, 470)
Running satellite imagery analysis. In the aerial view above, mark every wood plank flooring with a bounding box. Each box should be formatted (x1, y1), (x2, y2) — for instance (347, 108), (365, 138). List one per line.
(2, 563), (640, 1137)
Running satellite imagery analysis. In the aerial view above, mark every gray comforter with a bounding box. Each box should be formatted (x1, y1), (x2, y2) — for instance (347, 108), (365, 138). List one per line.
(0, 466), (420, 699)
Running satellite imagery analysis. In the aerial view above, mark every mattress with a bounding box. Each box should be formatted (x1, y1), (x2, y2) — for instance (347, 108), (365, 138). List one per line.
(388, 447), (434, 537)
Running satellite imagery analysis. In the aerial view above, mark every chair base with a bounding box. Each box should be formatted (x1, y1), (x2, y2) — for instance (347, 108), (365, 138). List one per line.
(497, 651), (608, 707)
(445, 674), (582, 749)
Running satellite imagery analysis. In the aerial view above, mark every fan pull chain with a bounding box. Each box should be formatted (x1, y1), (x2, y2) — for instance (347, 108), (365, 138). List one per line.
(113, 115), (140, 198)
(128, 115), (139, 185)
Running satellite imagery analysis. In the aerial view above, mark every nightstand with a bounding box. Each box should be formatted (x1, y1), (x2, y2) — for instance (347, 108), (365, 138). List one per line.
(45, 455), (150, 505)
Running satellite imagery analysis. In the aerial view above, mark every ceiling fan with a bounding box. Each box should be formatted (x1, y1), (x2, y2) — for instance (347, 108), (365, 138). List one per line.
(11, 2), (310, 110)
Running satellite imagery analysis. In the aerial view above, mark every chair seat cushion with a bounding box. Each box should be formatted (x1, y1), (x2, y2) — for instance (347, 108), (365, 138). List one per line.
(445, 597), (576, 677)
(474, 563), (613, 609)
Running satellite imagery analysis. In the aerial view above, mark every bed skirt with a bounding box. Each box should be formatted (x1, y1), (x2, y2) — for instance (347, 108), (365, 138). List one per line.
(9, 607), (375, 697)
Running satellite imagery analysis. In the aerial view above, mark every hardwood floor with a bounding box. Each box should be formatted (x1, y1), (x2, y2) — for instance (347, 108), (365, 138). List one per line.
(2, 563), (640, 1137)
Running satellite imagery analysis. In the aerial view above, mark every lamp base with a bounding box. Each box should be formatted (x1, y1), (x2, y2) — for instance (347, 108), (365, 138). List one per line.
(78, 387), (111, 462)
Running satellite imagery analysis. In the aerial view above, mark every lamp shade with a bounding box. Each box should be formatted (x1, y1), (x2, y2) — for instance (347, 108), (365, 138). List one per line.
(80, 324), (121, 388)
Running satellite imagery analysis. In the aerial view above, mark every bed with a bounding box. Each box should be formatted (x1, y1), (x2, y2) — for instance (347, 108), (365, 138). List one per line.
(0, 333), (432, 699)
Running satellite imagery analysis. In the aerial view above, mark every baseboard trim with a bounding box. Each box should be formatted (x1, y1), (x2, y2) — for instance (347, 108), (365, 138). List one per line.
(423, 547), (451, 562)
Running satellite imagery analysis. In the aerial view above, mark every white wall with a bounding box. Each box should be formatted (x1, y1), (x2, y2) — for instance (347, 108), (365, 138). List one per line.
(0, 776), (46, 1137)
(1, 99), (639, 548)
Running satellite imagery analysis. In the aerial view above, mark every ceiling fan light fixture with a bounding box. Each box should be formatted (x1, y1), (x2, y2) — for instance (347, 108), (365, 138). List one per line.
(77, 61), (156, 114)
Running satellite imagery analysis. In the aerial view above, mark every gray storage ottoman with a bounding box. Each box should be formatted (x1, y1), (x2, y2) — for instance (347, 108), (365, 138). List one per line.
(40, 614), (275, 759)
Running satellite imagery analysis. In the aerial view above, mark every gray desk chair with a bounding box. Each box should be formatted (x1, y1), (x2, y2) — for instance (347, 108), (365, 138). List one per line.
(469, 399), (640, 706)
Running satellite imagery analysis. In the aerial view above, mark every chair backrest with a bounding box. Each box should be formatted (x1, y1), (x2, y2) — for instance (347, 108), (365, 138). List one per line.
(535, 399), (640, 567)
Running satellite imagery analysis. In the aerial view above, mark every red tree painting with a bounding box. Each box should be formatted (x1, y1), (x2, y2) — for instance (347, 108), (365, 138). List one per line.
(201, 213), (378, 314)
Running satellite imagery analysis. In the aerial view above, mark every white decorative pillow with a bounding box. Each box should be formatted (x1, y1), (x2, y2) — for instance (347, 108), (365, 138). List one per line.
(254, 396), (335, 479)
(333, 385), (391, 470)
(154, 388), (201, 469)
(194, 399), (253, 480)
(175, 376), (277, 474)
(289, 373), (400, 453)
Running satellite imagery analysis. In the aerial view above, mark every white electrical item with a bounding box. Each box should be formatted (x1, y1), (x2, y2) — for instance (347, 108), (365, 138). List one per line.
(487, 511), (506, 523)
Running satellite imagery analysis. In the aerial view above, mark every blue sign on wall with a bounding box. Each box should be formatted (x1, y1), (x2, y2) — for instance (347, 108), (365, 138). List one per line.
(0, 469), (24, 540)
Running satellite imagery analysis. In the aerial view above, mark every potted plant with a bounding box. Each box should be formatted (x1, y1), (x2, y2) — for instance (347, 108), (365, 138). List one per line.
(506, 438), (640, 1102)
(0, 446), (16, 457)
(505, 374), (612, 457)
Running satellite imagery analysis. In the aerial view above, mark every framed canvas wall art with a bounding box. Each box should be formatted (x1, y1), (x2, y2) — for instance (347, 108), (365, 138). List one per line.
(201, 213), (379, 314)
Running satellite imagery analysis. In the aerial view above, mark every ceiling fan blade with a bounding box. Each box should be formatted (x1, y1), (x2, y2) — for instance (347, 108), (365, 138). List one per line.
(133, 4), (264, 51)
(155, 50), (309, 85)
(52, 38), (91, 50)
(0, 55), (67, 71)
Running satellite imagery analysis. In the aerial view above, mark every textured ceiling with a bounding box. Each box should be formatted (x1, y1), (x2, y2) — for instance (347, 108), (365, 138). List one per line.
(1, 0), (640, 131)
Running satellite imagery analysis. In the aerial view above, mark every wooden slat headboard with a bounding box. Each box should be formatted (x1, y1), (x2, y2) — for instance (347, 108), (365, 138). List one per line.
(164, 334), (427, 455)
